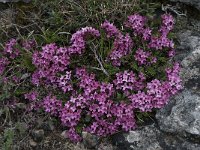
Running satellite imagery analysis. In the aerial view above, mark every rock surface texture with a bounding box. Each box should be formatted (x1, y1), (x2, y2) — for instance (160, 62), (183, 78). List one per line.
(170, 0), (200, 10)
(112, 124), (200, 150)
(112, 26), (200, 150)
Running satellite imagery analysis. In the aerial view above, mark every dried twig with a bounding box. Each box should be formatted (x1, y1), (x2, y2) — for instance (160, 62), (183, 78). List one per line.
(91, 43), (109, 76)
(162, 4), (187, 16)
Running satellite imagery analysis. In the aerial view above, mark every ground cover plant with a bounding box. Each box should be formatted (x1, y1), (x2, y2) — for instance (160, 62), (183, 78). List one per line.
(1, 1), (165, 149)
(0, 10), (182, 144)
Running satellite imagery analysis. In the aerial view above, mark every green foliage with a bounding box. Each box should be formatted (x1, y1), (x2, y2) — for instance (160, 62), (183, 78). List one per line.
(0, 0), (162, 45)
(145, 66), (157, 77)
(135, 111), (155, 124)
(2, 128), (14, 150)
(0, 84), (11, 101)
(18, 51), (35, 72)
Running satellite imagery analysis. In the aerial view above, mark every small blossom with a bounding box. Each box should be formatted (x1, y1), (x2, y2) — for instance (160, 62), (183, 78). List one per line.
(24, 91), (38, 101)
(66, 127), (82, 142)
(109, 34), (133, 66)
(125, 14), (146, 34)
(101, 20), (120, 38)
(43, 95), (62, 116)
(134, 48), (151, 65)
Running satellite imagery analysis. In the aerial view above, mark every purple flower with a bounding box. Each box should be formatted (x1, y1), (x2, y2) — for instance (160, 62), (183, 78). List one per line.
(168, 49), (175, 57)
(125, 14), (146, 34)
(32, 43), (70, 86)
(22, 40), (36, 50)
(43, 95), (62, 116)
(58, 71), (73, 92)
(0, 57), (9, 75)
(148, 36), (174, 50)
(24, 91), (38, 101)
(142, 27), (152, 40)
(66, 127), (82, 142)
(109, 33), (133, 66)
(114, 70), (146, 95)
(161, 14), (175, 35)
(101, 20), (120, 38)
(69, 27), (100, 55)
(134, 48), (151, 65)
(4, 39), (19, 59)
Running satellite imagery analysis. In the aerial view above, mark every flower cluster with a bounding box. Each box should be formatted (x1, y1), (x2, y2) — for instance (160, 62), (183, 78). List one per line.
(85, 101), (136, 136)
(148, 36), (174, 50)
(114, 70), (146, 95)
(66, 127), (82, 142)
(24, 91), (38, 101)
(165, 62), (182, 94)
(3, 39), (19, 59)
(32, 27), (100, 88)
(69, 27), (100, 55)
(43, 95), (62, 116)
(129, 63), (182, 112)
(32, 44), (70, 86)
(149, 14), (175, 50)
(125, 14), (146, 34)
(125, 13), (175, 51)
(22, 40), (36, 50)
(160, 14), (175, 36)
(101, 21), (133, 66)
(134, 48), (156, 65)
(24, 91), (42, 111)
(58, 71), (73, 93)
(0, 57), (9, 75)
(101, 21), (120, 38)
(0, 39), (20, 74)
(28, 13), (182, 142)
(58, 68), (137, 141)
(109, 34), (133, 66)
(0, 13), (182, 142)
(60, 95), (84, 128)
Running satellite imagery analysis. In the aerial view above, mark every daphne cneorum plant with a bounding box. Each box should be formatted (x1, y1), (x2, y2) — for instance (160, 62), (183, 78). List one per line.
(0, 13), (182, 142)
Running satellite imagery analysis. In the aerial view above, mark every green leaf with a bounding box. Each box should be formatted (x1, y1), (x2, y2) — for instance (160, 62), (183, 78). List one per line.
(75, 125), (83, 134)
(3, 128), (14, 150)
(146, 66), (156, 76)
(20, 54), (35, 72)
(131, 62), (139, 71)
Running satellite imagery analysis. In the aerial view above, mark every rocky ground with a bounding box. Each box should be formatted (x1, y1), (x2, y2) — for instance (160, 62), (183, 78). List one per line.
(0, 0), (200, 150)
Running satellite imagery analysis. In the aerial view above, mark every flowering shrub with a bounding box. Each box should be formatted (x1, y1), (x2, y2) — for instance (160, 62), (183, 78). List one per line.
(0, 13), (182, 142)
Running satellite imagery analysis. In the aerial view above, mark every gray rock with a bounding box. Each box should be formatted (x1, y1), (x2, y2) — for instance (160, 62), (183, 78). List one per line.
(112, 124), (200, 150)
(72, 143), (87, 150)
(39, 121), (54, 132)
(82, 131), (99, 149)
(0, 0), (31, 3)
(125, 125), (162, 150)
(29, 139), (37, 147)
(98, 142), (116, 150)
(61, 130), (68, 138)
(32, 129), (44, 142)
(156, 90), (200, 136)
(174, 30), (200, 91)
(170, 0), (200, 10)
